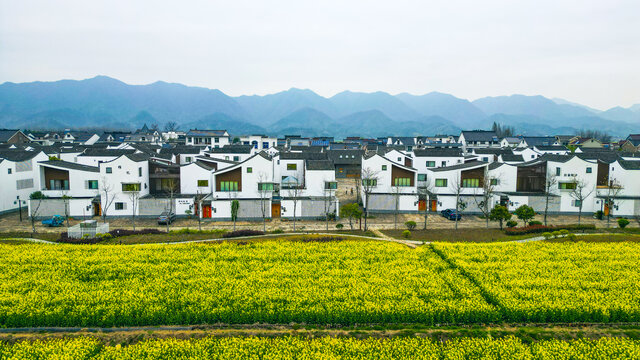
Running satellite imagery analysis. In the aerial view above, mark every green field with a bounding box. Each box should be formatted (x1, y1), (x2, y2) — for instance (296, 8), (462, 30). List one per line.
(1, 238), (639, 327)
(1, 336), (639, 359)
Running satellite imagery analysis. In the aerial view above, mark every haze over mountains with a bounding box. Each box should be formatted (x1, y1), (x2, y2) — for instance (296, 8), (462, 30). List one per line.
(1, 76), (638, 138)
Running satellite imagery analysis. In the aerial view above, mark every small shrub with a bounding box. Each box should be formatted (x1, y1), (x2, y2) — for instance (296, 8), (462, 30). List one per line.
(404, 221), (417, 230)
(551, 231), (562, 238)
(529, 221), (542, 226)
(567, 233), (577, 241)
(504, 223), (595, 236)
(618, 218), (630, 229)
(362, 230), (377, 237)
(559, 229), (570, 236)
(402, 230), (411, 239)
(594, 210), (604, 220)
(542, 232), (552, 240)
(506, 220), (518, 228)
(336, 224), (344, 229)
(270, 228), (284, 234)
(222, 230), (265, 238)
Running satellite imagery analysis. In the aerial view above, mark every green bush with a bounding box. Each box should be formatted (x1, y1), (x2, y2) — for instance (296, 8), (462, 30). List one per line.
(270, 228), (284, 234)
(618, 218), (630, 229)
(529, 221), (542, 226)
(542, 232), (553, 240)
(506, 220), (518, 228)
(567, 233), (577, 241)
(551, 231), (562, 238)
(559, 229), (570, 236)
(594, 210), (604, 220)
(404, 221), (417, 230)
(402, 230), (411, 239)
(336, 224), (344, 229)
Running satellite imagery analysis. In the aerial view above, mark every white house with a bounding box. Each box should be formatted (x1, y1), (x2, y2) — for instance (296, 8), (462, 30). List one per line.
(361, 153), (419, 213)
(597, 159), (640, 217)
(0, 150), (48, 215)
(185, 129), (230, 148)
(458, 130), (500, 150)
(426, 160), (489, 213)
(98, 154), (150, 217)
(206, 145), (253, 163)
(240, 135), (278, 152)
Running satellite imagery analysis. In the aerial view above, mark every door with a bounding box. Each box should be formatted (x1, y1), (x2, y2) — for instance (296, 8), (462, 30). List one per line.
(430, 200), (437, 212)
(271, 203), (281, 218)
(202, 205), (212, 218)
(418, 199), (426, 211)
(604, 204), (610, 216)
(93, 204), (101, 216)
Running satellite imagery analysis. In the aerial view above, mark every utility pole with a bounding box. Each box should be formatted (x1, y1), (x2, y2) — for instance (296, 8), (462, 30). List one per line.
(16, 196), (22, 222)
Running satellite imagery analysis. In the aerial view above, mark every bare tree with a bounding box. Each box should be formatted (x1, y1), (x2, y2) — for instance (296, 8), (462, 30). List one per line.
(164, 178), (179, 232)
(127, 191), (140, 231)
(602, 178), (624, 228)
(361, 167), (380, 231)
(257, 173), (271, 232)
(543, 173), (558, 226)
(322, 178), (336, 231)
(449, 174), (465, 230)
(61, 192), (72, 230)
(28, 192), (46, 234)
(391, 185), (403, 230)
(100, 177), (116, 224)
(193, 189), (204, 231)
(569, 175), (594, 225)
(472, 168), (500, 228)
(164, 121), (178, 132)
(285, 171), (303, 231)
(417, 176), (433, 230)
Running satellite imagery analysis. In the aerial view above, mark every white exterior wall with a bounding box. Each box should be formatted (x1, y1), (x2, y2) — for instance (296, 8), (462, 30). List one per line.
(241, 136), (277, 152)
(76, 155), (121, 166)
(99, 156), (150, 216)
(303, 169), (335, 197)
(213, 155), (275, 200)
(601, 161), (640, 216)
(361, 154), (418, 212)
(0, 152), (48, 214)
(180, 163), (213, 194)
(39, 166), (101, 199)
(548, 157), (598, 214)
(488, 164), (517, 193)
(514, 148), (540, 161)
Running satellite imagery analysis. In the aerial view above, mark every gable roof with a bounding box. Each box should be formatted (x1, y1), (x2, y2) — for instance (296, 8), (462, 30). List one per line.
(430, 160), (487, 172)
(413, 148), (463, 157)
(39, 160), (99, 173)
(187, 129), (228, 137)
(0, 150), (44, 162)
(208, 145), (253, 154)
(306, 160), (334, 170)
(0, 129), (25, 143)
(460, 130), (498, 142)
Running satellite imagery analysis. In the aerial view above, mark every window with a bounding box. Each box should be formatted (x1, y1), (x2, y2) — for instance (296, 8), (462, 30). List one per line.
(214, 137), (219, 143)
(462, 178), (480, 188)
(262, 142), (269, 149)
(258, 182), (274, 191)
(490, 179), (499, 186)
(48, 179), (69, 190)
(106, 167), (112, 174)
(7, 168), (11, 174)
(381, 165), (387, 171)
(558, 182), (576, 190)
(324, 181), (338, 190)
(16, 178), (34, 190)
(394, 178), (411, 187)
(246, 167), (252, 173)
(87, 180), (99, 189)
(586, 167), (592, 173)
(425, 161), (435, 167)
(138, 167), (142, 177)
(233, 156), (240, 162)
(115, 202), (125, 210)
(197, 180), (208, 187)
(220, 181), (238, 191)
(482, 157), (488, 162)
(417, 174), (427, 181)
(572, 199), (582, 207)
(287, 163), (297, 170)
(362, 179), (377, 187)
(185, 156), (192, 163)
(397, 157), (401, 162)
(435, 179), (448, 187)
(122, 183), (141, 192)
(441, 161), (446, 167)
(556, 167), (561, 176)
(225, 156), (230, 160)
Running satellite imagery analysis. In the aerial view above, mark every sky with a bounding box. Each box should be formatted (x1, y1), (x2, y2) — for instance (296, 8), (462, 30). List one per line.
(1, 0), (639, 110)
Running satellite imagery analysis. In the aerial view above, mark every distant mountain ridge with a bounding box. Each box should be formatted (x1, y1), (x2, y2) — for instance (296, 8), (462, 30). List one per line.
(0, 76), (637, 137)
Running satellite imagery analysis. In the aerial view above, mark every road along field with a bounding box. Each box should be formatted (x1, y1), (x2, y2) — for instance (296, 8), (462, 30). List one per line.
(1, 336), (639, 359)
(1, 238), (640, 328)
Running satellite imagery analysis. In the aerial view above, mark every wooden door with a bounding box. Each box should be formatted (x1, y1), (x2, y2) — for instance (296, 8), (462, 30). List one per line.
(93, 204), (101, 216)
(604, 204), (610, 216)
(430, 200), (437, 212)
(418, 199), (426, 211)
(271, 203), (281, 218)
(202, 205), (212, 218)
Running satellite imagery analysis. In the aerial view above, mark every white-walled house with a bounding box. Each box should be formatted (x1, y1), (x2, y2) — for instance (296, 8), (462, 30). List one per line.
(98, 154), (150, 217)
(597, 159), (640, 217)
(361, 153), (418, 213)
(206, 145), (253, 163)
(426, 160), (489, 213)
(0, 150), (48, 215)
(180, 161), (214, 195)
(240, 135), (277, 152)
(280, 160), (338, 220)
(458, 130), (500, 150)
(186, 129), (230, 148)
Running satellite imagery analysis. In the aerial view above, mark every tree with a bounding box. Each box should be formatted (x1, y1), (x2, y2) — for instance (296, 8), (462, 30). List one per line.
(449, 174), (465, 230)
(100, 177), (116, 224)
(543, 173), (558, 226)
(361, 167), (380, 231)
(127, 191), (140, 231)
(194, 190), (204, 231)
(569, 176), (594, 225)
(257, 173), (271, 232)
(285, 171), (303, 231)
(232, 137), (240, 144)
(391, 184), (403, 230)
(492, 122), (515, 138)
(339, 203), (362, 230)
(489, 205), (512, 230)
(61, 193), (72, 230)
(231, 199), (240, 231)
(164, 178), (179, 232)
(514, 204), (535, 226)
(29, 191), (47, 234)
(150, 123), (160, 132)
(322, 178), (336, 231)
(602, 178), (624, 228)
(472, 168), (500, 228)
(417, 176), (433, 230)
(164, 121), (178, 132)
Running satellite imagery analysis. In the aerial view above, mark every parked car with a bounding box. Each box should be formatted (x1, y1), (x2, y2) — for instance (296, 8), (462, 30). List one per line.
(447, 211), (462, 221)
(157, 211), (176, 225)
(41, 215), (65, 227)
(440, 209), (455, 217)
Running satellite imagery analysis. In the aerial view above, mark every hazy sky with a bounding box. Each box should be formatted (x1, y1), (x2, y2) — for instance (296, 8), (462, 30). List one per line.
(1, 0), (639, 109)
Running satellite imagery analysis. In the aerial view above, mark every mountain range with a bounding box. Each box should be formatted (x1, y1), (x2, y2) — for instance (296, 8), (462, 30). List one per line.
(1, 76), (638, 138)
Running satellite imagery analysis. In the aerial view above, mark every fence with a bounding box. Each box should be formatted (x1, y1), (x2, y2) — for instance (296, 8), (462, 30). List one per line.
(67, 223), (110, 239)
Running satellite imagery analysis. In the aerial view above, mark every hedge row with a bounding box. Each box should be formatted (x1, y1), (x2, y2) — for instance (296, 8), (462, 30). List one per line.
(505, 224), (596, 235)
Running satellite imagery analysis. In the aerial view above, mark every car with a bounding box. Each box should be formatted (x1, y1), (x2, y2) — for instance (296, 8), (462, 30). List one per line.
(440, 209), (455, 217)
(41, 215), (65, 227)
(447, 211), (462, 221)
(157, 211), (176, 225)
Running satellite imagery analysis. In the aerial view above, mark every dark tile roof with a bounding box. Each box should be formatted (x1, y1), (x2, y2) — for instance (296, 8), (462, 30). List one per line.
(535, 145), (568, 151)
(327, 150), (364, 164)
(473, 148), (513, 155)
(460, 130), (498, 142)
(0, 150), (43, 162)
(501, 154), (524, 162)
(187, 129), (227, 137)
(306, 160), (334, 170)
(208, 145), (252, 154)
(80, 148), (137, 157)
(430, 160), (488, 172)
(279, 152), (328, 160)
(0, 129), (23, 143)
(413, 148), (463, 157)
(125, 153), (150, 162)
(618, 160), (640, 170)
(522, 136), (556, 147)
(39, 160), (99, 172)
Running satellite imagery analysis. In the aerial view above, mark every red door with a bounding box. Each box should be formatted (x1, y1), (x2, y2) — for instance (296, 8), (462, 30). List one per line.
(202, 205), (212, 218)
(430, 200), (437, 212)
(418, 200), (426, 211)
